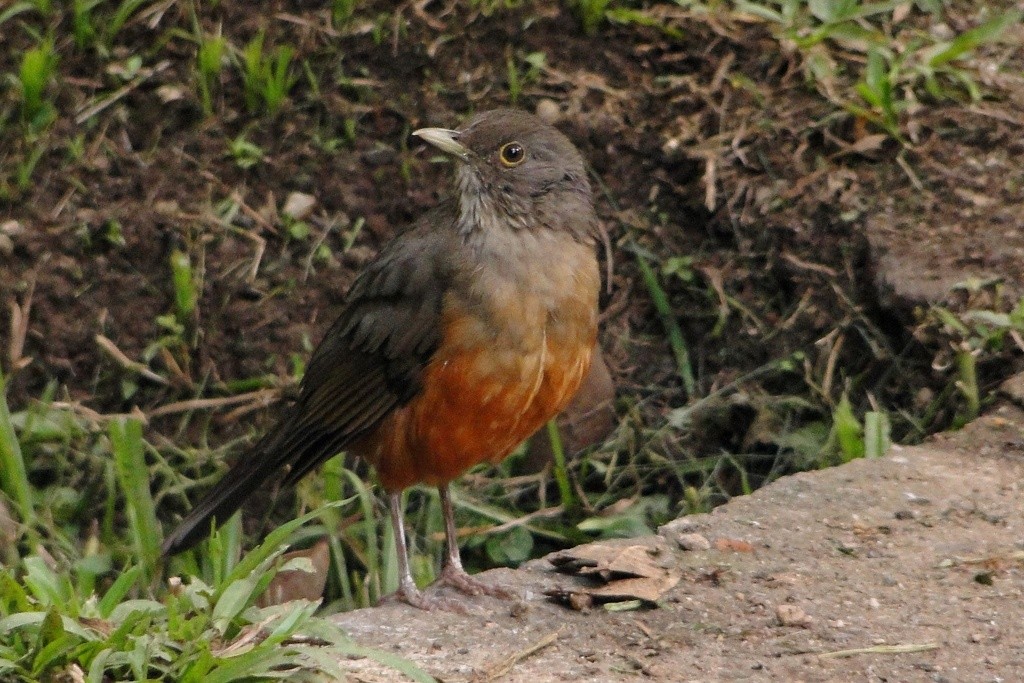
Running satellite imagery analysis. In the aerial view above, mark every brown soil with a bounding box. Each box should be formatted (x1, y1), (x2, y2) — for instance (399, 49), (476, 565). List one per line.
(336, 398), (1024, 681)
(5, 2), (1021, 452)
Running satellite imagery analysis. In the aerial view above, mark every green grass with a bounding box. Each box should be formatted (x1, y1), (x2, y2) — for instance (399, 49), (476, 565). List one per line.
(0, 527), (433, 681)
(196, 31), (227, 116)
(239, 31), (297, 116)
(0, 370), (34, 532)
(0, 381), (434, 680)
(18, 38), (58, 131)
(729, 0), (1022, 141)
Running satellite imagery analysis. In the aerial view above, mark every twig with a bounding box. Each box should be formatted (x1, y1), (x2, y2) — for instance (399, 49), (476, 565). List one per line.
(147, 388), (280, 419)
(938, 550), (1024, 567)
(74, 61), (170, 124)
(7, 277), (35, 373)
(475, 630), (560, 682)
(485, 505), (565, 536)
(50, 402), (148, 426)
(818, 642), (939, 659)
(895, 152), (925, 192)
(95, 335), (169, 386)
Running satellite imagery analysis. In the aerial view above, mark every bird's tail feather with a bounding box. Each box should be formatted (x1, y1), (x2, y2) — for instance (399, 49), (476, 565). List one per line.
(160, 416), (299, 556)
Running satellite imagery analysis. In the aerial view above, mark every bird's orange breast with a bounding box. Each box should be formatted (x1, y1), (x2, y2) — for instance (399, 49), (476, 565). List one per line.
(355, 269), (598, 491)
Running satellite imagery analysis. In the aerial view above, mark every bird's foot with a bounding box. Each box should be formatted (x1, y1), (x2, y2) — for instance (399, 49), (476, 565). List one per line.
(383, 583), (473, 613)
(433, 564), (517, 600)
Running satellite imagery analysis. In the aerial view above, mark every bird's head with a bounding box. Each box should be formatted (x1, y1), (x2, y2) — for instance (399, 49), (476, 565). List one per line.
(414, 108), (594, 239)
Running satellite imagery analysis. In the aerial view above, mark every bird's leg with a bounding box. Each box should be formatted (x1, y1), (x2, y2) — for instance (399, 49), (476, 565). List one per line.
(435, 484), (515, 599)
(387, 491), (428, 607)
(385, 490), (473, 612)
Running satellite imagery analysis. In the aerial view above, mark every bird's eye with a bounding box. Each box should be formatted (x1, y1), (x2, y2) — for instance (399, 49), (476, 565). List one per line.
(498, 142), (526, 167)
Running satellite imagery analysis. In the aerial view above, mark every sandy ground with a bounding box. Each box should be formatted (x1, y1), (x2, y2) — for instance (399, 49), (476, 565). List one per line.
(334, 397), (1024, 682)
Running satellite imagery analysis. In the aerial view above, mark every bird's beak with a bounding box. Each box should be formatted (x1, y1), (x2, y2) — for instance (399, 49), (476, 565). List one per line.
(413, 127), (470, 161)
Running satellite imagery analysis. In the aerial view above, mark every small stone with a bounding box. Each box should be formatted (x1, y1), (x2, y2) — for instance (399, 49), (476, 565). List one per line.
(156, 84), (186, 103)
(0, 234), (13, 256)
(1000, 372), (1024, 403)
(674, 533), (711, 551)
(154, 200), (180, 215)
(776, 604), (812, 628)
(282, 192), (317, 221)
(0, 220), (22, 236)
(894, 509), (916, 520)
(568, 592), (593, 611)
(659, 517), (699, 535)
(535, 98), (561, 124)
(363, 143), (397, 167)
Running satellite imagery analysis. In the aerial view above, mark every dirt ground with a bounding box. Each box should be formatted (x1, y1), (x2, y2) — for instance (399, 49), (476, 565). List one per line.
(4, 1), (1023, 453)
(336, 396), (1024, 682)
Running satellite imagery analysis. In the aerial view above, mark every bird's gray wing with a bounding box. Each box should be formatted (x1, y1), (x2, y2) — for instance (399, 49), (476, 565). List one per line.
(161, 203), (457, 555)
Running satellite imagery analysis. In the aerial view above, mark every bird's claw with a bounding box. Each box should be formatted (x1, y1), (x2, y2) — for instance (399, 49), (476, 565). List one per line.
(434, 564), (517, 600)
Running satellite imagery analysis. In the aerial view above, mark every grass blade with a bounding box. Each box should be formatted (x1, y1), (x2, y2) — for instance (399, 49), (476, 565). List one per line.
(109, 418), (160, 577)
(633, 250), (696, 399)
(0, 369), (33, 528)
(863, 411), (890, 458)
(545, 419), (576, 511)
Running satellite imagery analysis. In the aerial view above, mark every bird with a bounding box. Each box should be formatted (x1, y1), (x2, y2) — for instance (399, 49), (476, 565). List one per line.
(160, 108), (601, 609)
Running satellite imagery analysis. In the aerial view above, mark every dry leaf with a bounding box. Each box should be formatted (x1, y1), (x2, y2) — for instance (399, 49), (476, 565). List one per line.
(257, 539), (331, 607)
(713, 538), (755, 553)
(547, 542), (680, 607)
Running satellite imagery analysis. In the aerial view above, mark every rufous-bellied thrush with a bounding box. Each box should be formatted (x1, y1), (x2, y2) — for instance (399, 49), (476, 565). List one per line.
(161, 108), (601, 608)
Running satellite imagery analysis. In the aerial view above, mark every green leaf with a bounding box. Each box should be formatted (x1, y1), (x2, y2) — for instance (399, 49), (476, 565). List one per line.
(33, 631), (83, 677)
(223, 502), (344, 588)
(212, 576), (259, 634)
(86, 648), (113, 683)
(923, 10), (1022, 67)
(579, 511), (651, 539)
(263, 599), (319, 642)
(0, 612), (93, 640)
(22, 557), (67, 607)
(106, 599), (164, 624)
(932, 306), (970, 335)
(170, 250), (197, 319)
(962, 310), (1012, 329)
(97, 565), (143, 619)
(0, 570), (31, 615)
(834, 394), (864, 463)
(484, 526), (534, 565)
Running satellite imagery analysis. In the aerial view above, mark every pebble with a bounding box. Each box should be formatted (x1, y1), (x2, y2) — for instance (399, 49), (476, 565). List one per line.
(776, 604), (812, 628)
(282, 192), (316, 221)
(674, 533), (712, 551)
(535, 98), (561, 124)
